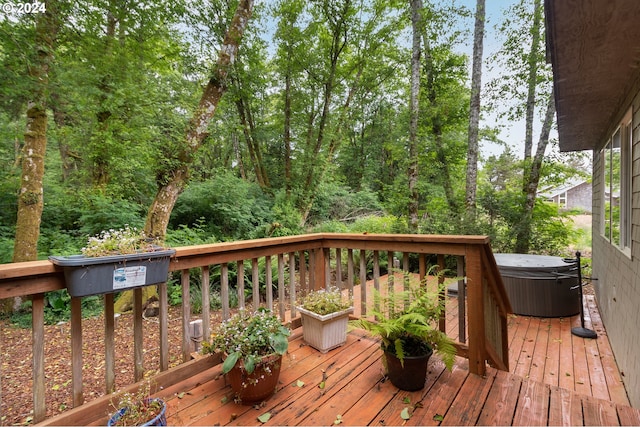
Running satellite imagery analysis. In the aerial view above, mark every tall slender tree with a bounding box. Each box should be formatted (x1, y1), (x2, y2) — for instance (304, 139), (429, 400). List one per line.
(408, 0), (424, 232)
(144, 0), (255, 238)
(465, 0), (485, 214)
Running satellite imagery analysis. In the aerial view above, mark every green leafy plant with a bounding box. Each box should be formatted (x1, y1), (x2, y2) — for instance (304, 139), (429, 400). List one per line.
(350, 269), (456, 370)
(299, 287), (352, 315)
(81, 225), (162, 257)
(202, 307), (290, 375)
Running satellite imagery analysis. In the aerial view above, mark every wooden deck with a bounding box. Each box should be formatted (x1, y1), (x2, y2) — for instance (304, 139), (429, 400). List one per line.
(41, 289), (639, 426)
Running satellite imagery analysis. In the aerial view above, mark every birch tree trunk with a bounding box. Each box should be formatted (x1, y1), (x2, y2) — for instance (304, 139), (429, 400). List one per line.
(465, 0), (485, 214)
(515, 89), (555, 253)
(522, 0), (542, 163)
(144, 0), (254, 239)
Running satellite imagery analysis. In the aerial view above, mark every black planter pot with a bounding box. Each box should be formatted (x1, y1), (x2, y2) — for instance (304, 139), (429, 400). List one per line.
(383, 346), (433, 391)
(49, 249), (175, 297)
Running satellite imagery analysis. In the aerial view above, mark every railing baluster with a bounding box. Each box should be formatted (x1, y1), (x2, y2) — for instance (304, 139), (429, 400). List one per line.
(360, 249), (367, 316)
(70, 297), (84, 406)
(32, 293), (46, 423)
(438, 254), (446, 334)
(373, 250), (380, 312)
(180, 270), (191, 363)
(278, 253), (285, 320)
(323, 248), (330, 289)
(457, 256), (466, 344)
(237, 260), (245, 310)
(289, 252), (296, 318)
(265, 256), (273, 312)
(104, 293), (115, 391)
(201, 266), (210, 349)
(347, 249), (354, 301)
(134, 288), (144, 378)
(221, 263), (230, 321)
(335, 248), (342, 289)
(387, 251), (393, 291)
(158, 282), (169, 371)
(251, 259), (260, 309)
(298, 251), (307, 296)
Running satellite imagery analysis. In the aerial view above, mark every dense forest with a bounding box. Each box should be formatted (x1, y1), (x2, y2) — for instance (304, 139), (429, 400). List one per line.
(0, 0), (590, 269)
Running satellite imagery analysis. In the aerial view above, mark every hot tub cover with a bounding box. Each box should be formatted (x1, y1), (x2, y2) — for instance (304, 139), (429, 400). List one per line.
(494, 253), (577, 280)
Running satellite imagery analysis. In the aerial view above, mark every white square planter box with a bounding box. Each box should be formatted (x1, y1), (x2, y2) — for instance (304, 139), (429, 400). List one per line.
(297, 306), (354, 353)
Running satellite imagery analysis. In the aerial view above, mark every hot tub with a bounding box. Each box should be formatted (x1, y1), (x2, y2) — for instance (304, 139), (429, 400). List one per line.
(494, 253), (581, 317)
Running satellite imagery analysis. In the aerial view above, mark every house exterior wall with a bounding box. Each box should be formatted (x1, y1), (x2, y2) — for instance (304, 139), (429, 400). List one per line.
(567, 182), (592, 212)
(592, 90), (640, 407)
(549, 182), (592, 212)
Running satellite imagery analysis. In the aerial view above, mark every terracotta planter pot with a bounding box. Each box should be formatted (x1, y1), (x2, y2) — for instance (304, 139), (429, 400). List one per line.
(383, 346), (433, 391)
(226, 353), (283, 403)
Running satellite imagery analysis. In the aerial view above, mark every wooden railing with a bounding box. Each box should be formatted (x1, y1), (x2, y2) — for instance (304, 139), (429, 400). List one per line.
(0, 233), (512, 423)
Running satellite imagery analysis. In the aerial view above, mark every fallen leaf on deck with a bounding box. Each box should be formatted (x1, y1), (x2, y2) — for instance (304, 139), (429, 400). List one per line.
(400, 408), (411, 420)
(257, 412), (271, 423)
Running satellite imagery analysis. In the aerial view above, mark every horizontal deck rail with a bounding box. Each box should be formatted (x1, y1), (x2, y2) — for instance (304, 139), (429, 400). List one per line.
(0, 233), (512, 423)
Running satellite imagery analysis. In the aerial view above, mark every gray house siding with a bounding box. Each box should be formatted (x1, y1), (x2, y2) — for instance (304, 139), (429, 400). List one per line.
(592, 89), (640, 407)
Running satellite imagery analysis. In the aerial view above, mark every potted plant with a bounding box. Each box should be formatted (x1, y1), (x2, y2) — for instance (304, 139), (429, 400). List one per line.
(49, 226), (176, 297)
(297, 286), (353, 353)
(107, 382), (167, 426)
(202, 307), (290, 403)
(350, 271), (457, 391)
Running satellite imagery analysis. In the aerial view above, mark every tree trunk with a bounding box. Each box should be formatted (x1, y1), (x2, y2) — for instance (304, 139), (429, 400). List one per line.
(515, 89), (555, 253)
(13, 2), (55, 263)
(233, 72), (270, 188)
(143, 0), (255, 239)
(284, 68), (292, 196)
(465, 0), (485, 214)
(408, 0), (423, 233)
(298, 0), (351, 224)
(522, 0), (542, 163)
(8, 1), (56, 316)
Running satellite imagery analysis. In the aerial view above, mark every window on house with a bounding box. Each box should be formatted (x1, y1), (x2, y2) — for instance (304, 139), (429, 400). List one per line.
(601, 108), (632, 253)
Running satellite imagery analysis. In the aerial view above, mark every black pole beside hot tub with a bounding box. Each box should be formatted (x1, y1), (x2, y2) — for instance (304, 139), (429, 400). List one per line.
(567, 251), (598, 339)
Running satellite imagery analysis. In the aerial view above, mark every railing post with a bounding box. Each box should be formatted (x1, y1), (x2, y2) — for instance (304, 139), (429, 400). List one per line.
(466, 245), (486, 376)
(312, 248), (326, 291)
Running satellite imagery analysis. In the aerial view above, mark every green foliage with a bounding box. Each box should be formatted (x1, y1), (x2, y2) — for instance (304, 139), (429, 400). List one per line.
(170, 172), (273, 240)
(349, 215), (408, 234)
(350, 269), (457, 370)
(10, 290), (103, 328)
(299, 287), (352, 315)
(165, 219), (217, 247)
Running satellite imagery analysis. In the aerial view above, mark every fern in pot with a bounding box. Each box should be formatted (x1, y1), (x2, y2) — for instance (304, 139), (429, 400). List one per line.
(297, 286), (353, 353)
(350, 270), (457, 391)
